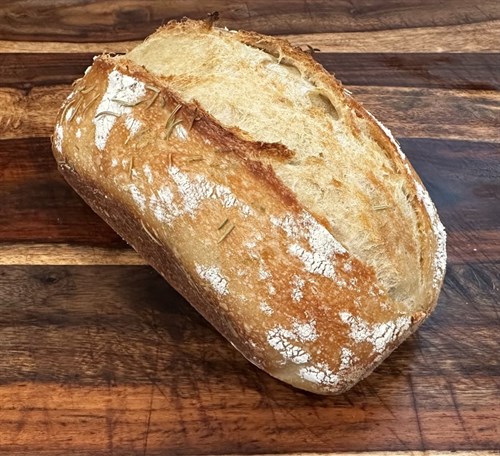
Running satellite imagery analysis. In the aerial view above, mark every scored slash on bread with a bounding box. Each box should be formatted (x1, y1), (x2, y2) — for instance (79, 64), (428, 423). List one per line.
(52, 18), (446, 394)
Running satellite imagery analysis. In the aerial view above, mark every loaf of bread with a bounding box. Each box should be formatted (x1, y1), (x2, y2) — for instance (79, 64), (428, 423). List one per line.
(52, 18), (446, 394)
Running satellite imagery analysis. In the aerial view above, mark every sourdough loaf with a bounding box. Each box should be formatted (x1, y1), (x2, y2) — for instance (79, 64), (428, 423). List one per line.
(52, 18), (446, 394)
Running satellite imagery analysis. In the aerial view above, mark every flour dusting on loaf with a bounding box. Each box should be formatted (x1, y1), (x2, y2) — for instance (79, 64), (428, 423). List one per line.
(52, 18), (446, 394)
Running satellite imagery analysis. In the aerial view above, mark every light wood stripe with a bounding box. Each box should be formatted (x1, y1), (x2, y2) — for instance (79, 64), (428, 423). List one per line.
(242, 453), (500, 456)
(0, 243), (145, 265)
(1, 85), (498, 143)
(0, 20), (498, 54)
(283, 20), (500, 53)
(0, 234), (497, 266)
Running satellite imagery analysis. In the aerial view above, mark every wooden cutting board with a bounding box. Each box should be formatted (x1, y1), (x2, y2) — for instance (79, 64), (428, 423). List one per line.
(0, 1), (499, 454)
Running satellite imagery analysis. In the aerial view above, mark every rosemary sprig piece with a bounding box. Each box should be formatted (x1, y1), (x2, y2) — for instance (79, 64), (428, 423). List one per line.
(217, 218), (229, 230)
(373, 204), (390, 211)
(81, 94), (100, 115)
(187, 107), (199, 131)
(81, 84), (96, 94)
(128, 156), (135, 178)
(111, 98), (143, 107)
(145, 91), (159, 109)
(163, 104), (183, 141)
(68, 97), (84, 122)
(94, 110), (121, 119)
(145, 85), (160, 93)
(186, 156), (203, 163)
(140, 220), (161, 246)
(164, 119), (182, 140)
(217, 224), (235, 244)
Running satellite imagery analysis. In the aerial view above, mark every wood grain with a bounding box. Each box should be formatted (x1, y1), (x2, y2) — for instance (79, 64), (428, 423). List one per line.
(0, 263), (498, 454)
(0, 243), (145, 265)
(0, 137), (122, 245)
(0, 84), (499, 142)
(2, 52), (499, 90)
(2, 18), (500, 54)
(2, 136), (498, 264)
(0, 1), (499, 454)
(1, 0), (499, 40)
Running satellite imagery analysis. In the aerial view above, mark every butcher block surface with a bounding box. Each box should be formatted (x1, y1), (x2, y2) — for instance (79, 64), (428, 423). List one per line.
(0, 1), (499, 455)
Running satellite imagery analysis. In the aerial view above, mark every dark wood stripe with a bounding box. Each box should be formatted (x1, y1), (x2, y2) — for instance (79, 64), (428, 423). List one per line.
(1, 137), (498, 260)
(1, 52), (499, 91)
(351, 86), (500, 143)
(317, 53), (500, 90)
(0, 137), (123, 246)
(0, 52), (95, 88)
(0, 1), (499, 40)
(0, 263), (497, 452)
(401, 138), (500, 233)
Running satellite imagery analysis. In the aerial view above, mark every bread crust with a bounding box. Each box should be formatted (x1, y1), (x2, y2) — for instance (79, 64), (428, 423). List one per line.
(52, 19), (446, 394)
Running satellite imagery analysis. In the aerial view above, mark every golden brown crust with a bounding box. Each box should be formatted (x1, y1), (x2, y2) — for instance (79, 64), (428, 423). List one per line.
(52, 19), (446, 394)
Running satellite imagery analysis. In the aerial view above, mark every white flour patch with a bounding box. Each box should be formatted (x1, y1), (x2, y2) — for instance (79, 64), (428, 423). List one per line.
(340, 312), (411, 353)
(53, 124), (64, 154)
(111, 158), (118, 167)
(271, 212), (346, 282)
(76, 128), (81, 138)
(291, 275), (305, 302)
(259, 262), (271, 280)
(149, 186), (182, 225)
(175, 124), (188, 141)
(260, 301), (274, 316)
(93, 70), (145, 151)
(267, 326), (310, 364)
(292, 319), (318, 342)
(339, 347), (354, 371)
(168, 166), (254, 218)
(65, 107), (75, 122)
(125, 116), (142, 137)
(415, 181), (447, 288)
(366, 110), (406, 161)
(127, 184), (146, 211)
(267, 320), (318, 364)
(299, 363), (339, 388)
(143, 164), (154, 184)
(195, 264), (228, 296)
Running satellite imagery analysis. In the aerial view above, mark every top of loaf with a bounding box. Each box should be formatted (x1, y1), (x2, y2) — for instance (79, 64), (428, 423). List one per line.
(125, 18), (446, 310)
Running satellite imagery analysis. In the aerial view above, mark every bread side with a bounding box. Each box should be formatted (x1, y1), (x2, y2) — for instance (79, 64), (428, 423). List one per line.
(52, 20), (446, 394)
